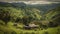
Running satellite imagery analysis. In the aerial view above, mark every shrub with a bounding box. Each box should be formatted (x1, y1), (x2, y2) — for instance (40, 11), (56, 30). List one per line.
(0, 31), (4, 34)
(25, 32), (30, 34)
(31, 32), (35, 34)
(44, 31), (48, 34)
(11, 31), (17, 34)
(57, 28), (60, 34)
(20, 31), (23, 34)
(0, 20), (5, 25)
(4, 32), (8, 34)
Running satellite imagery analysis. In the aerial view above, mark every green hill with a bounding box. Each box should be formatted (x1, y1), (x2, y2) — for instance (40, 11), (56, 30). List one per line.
(0, 2), (60, 34)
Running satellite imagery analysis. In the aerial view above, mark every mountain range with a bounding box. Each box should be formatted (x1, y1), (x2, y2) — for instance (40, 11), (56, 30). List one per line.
(0, 2), (60, 14)
(0, 2), (60, 21)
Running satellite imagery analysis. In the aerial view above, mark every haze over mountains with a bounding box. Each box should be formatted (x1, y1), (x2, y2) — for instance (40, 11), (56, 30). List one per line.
(1, 1), (60, 4)
(0, 1), (60, 26)
(0, 1), (60, 15)
(0, 1), (60, 25)
(0, 0), (60, 2)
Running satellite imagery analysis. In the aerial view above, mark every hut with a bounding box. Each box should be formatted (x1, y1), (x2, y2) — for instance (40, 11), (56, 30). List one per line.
(24, 23), (39, 29)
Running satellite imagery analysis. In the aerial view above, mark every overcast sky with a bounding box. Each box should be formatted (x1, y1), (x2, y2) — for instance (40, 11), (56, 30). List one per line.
(0, 0), (60, 2)
(0, 0), (60, 4)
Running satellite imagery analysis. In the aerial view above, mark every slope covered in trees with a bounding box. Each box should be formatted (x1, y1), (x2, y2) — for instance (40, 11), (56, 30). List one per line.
(0, 6), (41, 25)
(0, 2), (60, 34)
(0, 2), (60, 26)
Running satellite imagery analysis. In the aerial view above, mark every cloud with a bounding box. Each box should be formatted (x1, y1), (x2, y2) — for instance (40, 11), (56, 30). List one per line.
(23, 1), (59, 4)
(0, 0), (60, 2)
(0, 0), (59, 5)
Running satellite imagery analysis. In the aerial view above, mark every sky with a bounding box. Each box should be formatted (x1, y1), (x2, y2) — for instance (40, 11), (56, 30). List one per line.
(0, 0), (60, 2)
(0, 0), (60, 4)
(23, 1), (59, 4)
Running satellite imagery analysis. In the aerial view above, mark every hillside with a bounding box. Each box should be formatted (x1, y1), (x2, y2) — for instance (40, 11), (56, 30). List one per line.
(0, 2), (60, 14)
(0, 2), (60, 34)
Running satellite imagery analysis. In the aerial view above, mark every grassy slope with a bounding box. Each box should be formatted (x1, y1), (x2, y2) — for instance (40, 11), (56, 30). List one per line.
(0, 2), (60, 34)
(0, 22), (60, 34)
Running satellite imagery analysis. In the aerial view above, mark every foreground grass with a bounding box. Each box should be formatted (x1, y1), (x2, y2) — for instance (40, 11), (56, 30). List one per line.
(0, 22), (60, 34)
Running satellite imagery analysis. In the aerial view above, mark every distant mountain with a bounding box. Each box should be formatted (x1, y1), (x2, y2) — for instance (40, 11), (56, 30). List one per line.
(0, 2), (41, 20)
(0, 2), (60, 16)
(27, 3), (60, 14)
(0, 2), (60, 10)
(9, 2), (60, 14)
(45, 6), (60, 24)
(0, 2), (60, 23)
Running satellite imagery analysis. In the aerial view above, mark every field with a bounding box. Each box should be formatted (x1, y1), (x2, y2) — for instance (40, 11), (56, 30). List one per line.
(0, 22), (60, 34)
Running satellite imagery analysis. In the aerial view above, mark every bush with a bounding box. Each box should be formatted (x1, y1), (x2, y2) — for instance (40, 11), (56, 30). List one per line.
(20, 31), (23, 34)
(11, 31), (17, 34)
(25, 32), (30, 34)
(0, 31), (4, 34)
(44, 31), (48, 34)
(0, 20), (5, 25)
(57, 28), (60, 34)
(4, 32), (8, 34)
(31, 32), (35, 34)
(48, 22), (58, 27)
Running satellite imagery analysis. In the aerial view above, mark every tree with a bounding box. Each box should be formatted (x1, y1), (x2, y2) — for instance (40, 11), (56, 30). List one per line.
(0, 8), (10, 25)
(22, 16), (33, 25)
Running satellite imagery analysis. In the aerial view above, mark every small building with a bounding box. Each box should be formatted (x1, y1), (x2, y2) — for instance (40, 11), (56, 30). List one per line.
(29, 23), (39, 28)
(24, 23), (39, 29)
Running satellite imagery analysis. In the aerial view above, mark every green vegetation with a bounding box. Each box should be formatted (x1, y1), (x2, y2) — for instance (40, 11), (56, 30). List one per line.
(0, 2), (60, 34)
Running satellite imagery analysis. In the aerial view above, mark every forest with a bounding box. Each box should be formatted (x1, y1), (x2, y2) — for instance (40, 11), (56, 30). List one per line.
(0, 2), (60, 34)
